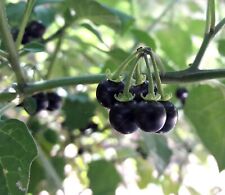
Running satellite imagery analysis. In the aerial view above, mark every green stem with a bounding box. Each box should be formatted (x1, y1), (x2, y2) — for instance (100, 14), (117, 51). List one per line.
(190, 18), (225, 71)
(37, 144), (64, 192)
(134, 62), (143, 85)
(0, 2), (26, 87)
(205, 0), (211, 33)
(148, 50), (165, 100)
(123, 56), (141, 97)
(0, 67), (225, 103)
(16, 0), (36, 49)
(143, 53), (154, 96)
(111, 51), (138, 80)
(209, 0), (215, 30)
(45, 32), (64, 79)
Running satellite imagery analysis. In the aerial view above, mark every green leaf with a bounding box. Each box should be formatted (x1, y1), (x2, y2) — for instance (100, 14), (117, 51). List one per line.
(63, 93), (96, 130)
(185, 85), (225, 171)
(0, 93), (17, 103)
(81, 23), (105, 43)
(6, 2), (26, 26)
(22, 97), (37, 116)
(22, 42), (45, 53)
(0, 119), (38, 195)
(88, 160), (121, 195)
(131, 29), (156, 50)
(142, 133), (172, 174)
(67, 0), (134, 32)
(156, 26), (192, 69)
(35, 0), (63, 5)
(136, 158), (154, 189)
(218, 39), (225, 56)
(34, 5), (57, 26)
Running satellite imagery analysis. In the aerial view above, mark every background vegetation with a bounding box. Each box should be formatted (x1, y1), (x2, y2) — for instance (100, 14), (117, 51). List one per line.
(0, 0), (225, 194)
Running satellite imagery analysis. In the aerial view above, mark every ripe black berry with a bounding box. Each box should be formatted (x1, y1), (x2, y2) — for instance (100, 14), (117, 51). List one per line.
(176, 87), (188, 105)
(130, 82), (148, 102)
(25, 21), (46, 39)
(96, 79), (124, 108)
(32, 92), (48, 112)
(46, 92), (62, 111)
(109, 101), (138, 134)
(135, 101), (166, 132)
(157, 101), (178, 133)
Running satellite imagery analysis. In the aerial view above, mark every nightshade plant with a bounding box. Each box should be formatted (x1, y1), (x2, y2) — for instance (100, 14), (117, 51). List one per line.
(0, 0), (224, 194)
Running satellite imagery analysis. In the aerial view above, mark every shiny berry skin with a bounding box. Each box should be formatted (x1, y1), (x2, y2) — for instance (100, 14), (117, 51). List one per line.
(32, 93), (48, 112)
(130, 82), (148, 102)
(109, 101), (138, 134)
(25, 21), (46, 38)
(46, 92), (62, 111)
(130, 82), (157, 102)
(157, 101), (178, 133)
(96, 80), (124, 108)
(135, 101), (166, 132)
(176, 87), (188, 105)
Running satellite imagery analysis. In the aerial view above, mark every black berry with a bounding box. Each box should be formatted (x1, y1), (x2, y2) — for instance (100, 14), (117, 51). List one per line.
(25, 21), (46, 39)
(130, 82), (148, 102)
(109, 101), (138, 134)
(176, 87), (188, 105)
(32, 92), (48, 112)
(135, 101), (166, 132)
(46, 92), (62, 111)
(96, 79), (124, 108)
(157, 101), (178, 133)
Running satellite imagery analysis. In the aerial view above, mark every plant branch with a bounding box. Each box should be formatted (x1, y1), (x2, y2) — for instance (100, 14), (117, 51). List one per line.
(37, 144), (64, 192)
(0, 2), (26, 87)
(22, 69), (225, 94)
(45, 32), (64, 79)
(15, 0), (36, 49)
(189, 18), (225, 71)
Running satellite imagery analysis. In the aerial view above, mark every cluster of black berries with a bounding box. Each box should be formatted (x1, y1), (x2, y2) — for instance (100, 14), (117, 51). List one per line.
(96, 80), (178, 134)
(12, 20), (46, 44)
(22, 92), (62, 115)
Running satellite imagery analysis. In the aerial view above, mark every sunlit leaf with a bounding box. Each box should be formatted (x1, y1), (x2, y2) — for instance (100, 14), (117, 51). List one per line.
(0, 119), (37, 195)
(88, 160), (121, 195)
(185, 85), (225, 171)
(67, 0), (134, 32)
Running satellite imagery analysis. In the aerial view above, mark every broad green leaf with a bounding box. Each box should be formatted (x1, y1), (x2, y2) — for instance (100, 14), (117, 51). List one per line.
(185, 85), (225, 171)
(185, 19), (205, 37)
(35, 0), (63, 5)
(34, 6), (57, 26)
(142, 133), (172, 174)
(67, 0), (134, 32)
(81, 23), (105, 43)
(6, 2), (26, 26)
(22, 97), (37, 115)
(136, 158), (154, 189)
(88, 160), (121, 195)
(218, 39), (225, 56)
(156, 26), (192, 69)
(131, 29), (156, 50)
(22, 42), (45, 53)
(63, 93), (96, 130)
(0, 93), (16, 103)
(0, 119), (38, 195)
